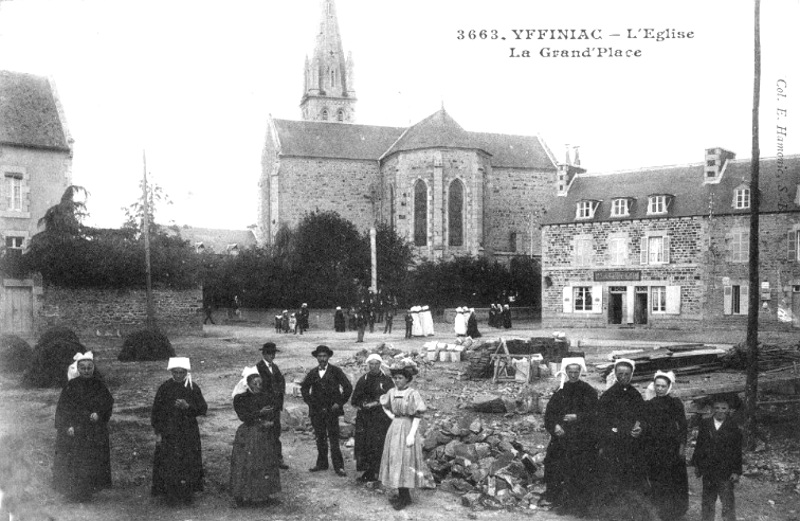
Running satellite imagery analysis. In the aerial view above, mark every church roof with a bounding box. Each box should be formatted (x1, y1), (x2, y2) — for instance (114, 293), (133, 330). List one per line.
(473, 132), (557, 170)
(273, 119), (405, 160)
(0, 70), (71, 151)
(381, 109), (486, 159)
(541, 155), (800, 225)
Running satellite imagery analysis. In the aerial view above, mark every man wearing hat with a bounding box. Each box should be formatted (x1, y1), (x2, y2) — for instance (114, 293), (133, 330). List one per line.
(300, 345), (353, 476)
(257, 342), (288, 469)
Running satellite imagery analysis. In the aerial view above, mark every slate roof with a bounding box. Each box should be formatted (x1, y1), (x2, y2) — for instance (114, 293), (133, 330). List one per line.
(174, 227), (257, 253)
(272, 119), (405, 160)
(0, 70), (71, 151)
(541, 155), (800, 226)
(381, 109), (487, 158)
(272, 110), (558, 171)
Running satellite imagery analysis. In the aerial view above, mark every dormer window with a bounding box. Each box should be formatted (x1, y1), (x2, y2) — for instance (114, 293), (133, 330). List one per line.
(576, 200), (600, 219)
(647, 195), (671, 215)
(611, 198), (631, 217)
(734, 185), (750, 209)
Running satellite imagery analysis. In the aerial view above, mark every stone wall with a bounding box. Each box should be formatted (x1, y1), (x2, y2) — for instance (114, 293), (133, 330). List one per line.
(39, 287), (203, 336)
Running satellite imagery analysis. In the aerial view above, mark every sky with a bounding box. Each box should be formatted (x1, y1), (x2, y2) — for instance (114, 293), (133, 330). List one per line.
(0, 0), (798, 230)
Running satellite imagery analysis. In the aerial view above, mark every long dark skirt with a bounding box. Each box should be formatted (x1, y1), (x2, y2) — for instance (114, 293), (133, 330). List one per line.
(354, 408), (391, 477)
(53, 425), (112, 499)
(647, 443), (689, 520)
(230, 423), (281, 502)
(152, 435), (204, 501)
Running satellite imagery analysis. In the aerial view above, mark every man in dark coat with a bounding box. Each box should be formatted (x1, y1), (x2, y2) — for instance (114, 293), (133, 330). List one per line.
(256, 342), (288, 469)
(541, 357), (597, 516)
(592, 359), (646, 515)
(299, 303), (310, 333)
(691, 394), (743, 521)
(351, 354), (394, 482)
(356, 309), (366, 343)
(151, 357), (208, 505)
(334, 306), (346, 332)
(300, 345), (353, 476)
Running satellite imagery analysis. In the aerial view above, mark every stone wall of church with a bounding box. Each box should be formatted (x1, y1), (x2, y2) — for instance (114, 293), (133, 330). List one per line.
(485, 167), (555, 256)
(272, 157), (379, 235)
(381, 149), (490, 260)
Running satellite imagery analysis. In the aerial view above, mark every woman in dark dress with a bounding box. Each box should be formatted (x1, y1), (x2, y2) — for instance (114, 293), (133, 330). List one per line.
(351, 354), (394, 483)
(151, 357), (208, 505)
(643, 370), (689, 521)
(230, 366), (281, 506)
(53, 352), (113, 502)
(466, 308), (482, 338)
(334, 306), (346, 332)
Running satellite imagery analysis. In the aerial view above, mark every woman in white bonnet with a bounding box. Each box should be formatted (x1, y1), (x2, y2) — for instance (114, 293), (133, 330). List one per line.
(230, 366), (281, 506)
(52, 351), (114, 502)
(151, 357), (208, 505)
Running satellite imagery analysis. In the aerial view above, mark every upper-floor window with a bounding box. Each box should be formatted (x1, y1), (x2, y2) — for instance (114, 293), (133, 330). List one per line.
(321, 109), (329, 121)
(734, 186), (750, 209)
(576, 200), (599, 219)
(574, 236), (593, 266)
(647, 195), (670, 215)
(608, 236), (628, 265)
(5, 173), (23, 211)
(337, 109), (344, 122)
(787, 229), (800, 261)
(611, 198), (630, 217)
(640, 235), (671, 265)
(730, 229), (749, 262)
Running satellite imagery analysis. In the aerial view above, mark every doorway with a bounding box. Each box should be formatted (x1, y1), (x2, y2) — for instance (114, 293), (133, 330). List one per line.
(634, 286), (648, 325)
(608, 287), (625, 325)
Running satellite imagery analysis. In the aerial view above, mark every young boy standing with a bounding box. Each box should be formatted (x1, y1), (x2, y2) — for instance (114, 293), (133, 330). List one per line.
(691, 394), (743, 521)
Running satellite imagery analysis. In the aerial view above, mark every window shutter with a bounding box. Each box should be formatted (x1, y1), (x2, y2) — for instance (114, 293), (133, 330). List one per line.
(591, 285), (603, 314)
(723, 285), (732, 315)
(663, 236), (671, 264)
(740, 285), (749, 315)
(640, 237), (648, 265)
(666, 286), (681, 314)
(789, 231), (798, 262)
(562, 287), (572, 313)
(626, 287), (635, 324)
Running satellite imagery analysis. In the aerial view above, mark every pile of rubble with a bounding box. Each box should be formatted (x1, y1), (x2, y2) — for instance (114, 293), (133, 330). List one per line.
(422, 414), (548, 510)
(721, 341), (800, 371)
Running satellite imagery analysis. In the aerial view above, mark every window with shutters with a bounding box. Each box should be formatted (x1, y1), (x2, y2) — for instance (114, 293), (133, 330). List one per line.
(641, 235), (670, 264)
(574, 236), (593, 266)
(651, 286), (667, 313)
(574, 286), (593, 312)
(723, 284), (749, 315)
(730, 229), (749, 262)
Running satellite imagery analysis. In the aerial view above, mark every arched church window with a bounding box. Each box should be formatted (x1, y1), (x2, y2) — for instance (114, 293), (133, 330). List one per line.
(448, 179), (464, 247)
(337, 109), (344, 122)
(321, 109), (328, 121)
(389, 185), (395, 229)
(414, 180), (428, 246)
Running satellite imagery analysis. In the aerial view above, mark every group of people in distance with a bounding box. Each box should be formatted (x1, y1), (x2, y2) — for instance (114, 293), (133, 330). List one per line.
(52, 341), (427, 511)
(453, 306), (481, 338)
(542, 357), (742, 521)
(274, 303), (310, 335)
(487, 303), (512, 329)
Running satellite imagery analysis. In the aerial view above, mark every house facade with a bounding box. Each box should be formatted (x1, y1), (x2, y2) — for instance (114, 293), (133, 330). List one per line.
(259, 0), (558, 262)
(0, 70), (73, 335)
(541, 148), (800, 330)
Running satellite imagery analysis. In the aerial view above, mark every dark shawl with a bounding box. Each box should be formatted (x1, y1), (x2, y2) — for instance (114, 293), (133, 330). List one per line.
(351, 371), (394, 472)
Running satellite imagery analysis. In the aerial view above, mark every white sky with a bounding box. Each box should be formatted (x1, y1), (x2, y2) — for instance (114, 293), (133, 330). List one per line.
(1, 0), (798, 230)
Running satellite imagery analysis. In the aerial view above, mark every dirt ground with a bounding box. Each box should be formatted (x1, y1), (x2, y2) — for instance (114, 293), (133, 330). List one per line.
(1, 320), (799, 521)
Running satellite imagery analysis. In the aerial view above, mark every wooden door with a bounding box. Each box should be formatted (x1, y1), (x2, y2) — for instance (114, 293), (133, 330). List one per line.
(2, 286), (34, 334)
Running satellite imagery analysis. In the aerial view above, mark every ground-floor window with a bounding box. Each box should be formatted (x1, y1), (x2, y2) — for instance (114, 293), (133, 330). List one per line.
(723, 284), (749, 315)
(651, 286), (666, 313)
(574, 286), (592, 312)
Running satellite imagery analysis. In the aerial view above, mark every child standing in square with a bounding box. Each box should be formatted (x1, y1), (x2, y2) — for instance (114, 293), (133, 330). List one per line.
(691, 393), (743, 521)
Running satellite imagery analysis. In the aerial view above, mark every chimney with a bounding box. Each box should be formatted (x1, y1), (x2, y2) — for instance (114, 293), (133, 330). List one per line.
(704, 147), (736, 184)
(564, 144), (572, 166)
(572, 145), (581, 166)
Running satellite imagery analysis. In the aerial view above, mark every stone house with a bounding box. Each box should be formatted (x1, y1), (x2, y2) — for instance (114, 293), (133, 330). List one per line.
(259, 0), (558, 263)
(540, 148), (800, 330)
(1, 70), (73, 335)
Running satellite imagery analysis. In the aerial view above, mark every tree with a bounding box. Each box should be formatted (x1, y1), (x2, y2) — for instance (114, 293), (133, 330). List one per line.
(373, 222), (415, 302)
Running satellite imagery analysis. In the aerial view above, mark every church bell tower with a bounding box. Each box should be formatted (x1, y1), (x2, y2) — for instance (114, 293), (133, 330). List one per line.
(300, 0), (356, 123)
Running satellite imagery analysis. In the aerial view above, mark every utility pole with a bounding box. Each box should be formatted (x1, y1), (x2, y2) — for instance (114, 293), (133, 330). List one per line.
(744, 0), (761, 450)
(370, 227), (378, 294)
(142, 150), (156, 330)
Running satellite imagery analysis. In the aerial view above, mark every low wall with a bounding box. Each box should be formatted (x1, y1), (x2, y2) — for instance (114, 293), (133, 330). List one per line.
(39, 286), (203, 337)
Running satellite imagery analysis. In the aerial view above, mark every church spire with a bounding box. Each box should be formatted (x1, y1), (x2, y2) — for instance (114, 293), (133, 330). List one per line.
(300, 0), (356, 123)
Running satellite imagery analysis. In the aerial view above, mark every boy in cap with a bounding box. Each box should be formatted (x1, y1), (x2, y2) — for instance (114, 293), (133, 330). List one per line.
(256, 342), (288, 469)
(691, 394), (743, 521)
(300, 345), (353, 476)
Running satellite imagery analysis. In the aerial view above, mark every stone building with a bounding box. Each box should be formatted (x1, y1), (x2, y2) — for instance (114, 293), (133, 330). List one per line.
(259, 0), (558, 262)
(1, 70), (73, 335)
(540, 148), (800, 330)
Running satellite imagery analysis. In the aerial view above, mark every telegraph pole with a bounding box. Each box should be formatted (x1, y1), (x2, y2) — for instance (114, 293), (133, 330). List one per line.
(142, 150), (156, 329)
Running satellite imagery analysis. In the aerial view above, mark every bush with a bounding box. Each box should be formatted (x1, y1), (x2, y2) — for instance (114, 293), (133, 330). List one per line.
(0, 335), (34, 373)
(22, 327), (85, 388)
(118, 329), (174, 362)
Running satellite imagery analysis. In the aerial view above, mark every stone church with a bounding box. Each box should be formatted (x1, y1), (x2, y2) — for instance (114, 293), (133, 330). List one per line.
(259, 0), (562, 262)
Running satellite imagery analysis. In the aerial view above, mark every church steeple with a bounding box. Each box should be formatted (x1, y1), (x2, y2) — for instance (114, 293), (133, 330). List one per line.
(300, 0), (356, 123)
